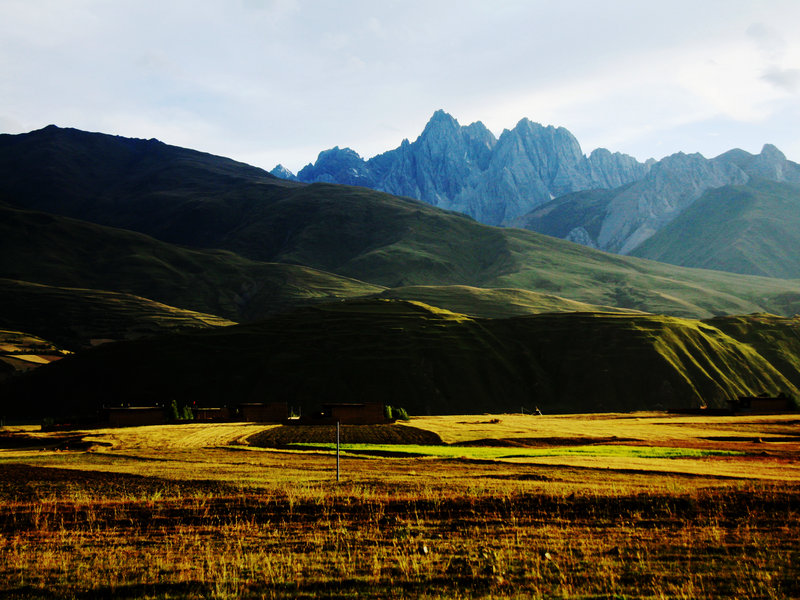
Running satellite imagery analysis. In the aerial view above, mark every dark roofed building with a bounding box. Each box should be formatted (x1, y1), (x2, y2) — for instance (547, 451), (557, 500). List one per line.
(105, 407), (166, 428)
(239, 402), (289, 422)
(301, 402), (389, 425)
(730, 394), (797, 415)
(193, 407), (231, 422)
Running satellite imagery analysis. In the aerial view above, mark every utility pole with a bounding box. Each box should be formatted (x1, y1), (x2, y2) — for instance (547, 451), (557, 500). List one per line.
(336, 420), (340, 482)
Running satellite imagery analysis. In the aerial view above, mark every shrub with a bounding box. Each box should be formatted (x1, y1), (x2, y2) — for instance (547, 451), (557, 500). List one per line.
(168, 399), (180, 422)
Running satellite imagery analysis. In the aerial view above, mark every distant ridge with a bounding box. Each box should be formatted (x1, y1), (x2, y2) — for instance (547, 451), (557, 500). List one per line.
(3, 125), (800, 319)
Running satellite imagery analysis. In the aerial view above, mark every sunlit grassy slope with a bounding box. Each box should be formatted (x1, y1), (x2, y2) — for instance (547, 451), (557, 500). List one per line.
(0, 329), (69, 382)
(373, 285), (643, 317)
(4, 299), (798, 420)
(706, 312), (800, 391)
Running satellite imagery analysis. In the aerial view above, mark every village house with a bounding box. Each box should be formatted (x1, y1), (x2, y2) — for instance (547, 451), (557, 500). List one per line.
(729, 394), (797, 415)
(300, 402), (390, 425)
(193, 407), (231, 422)
(104, 406), (166, 428)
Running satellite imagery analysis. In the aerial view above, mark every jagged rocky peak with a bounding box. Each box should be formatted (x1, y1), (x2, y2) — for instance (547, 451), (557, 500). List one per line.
(510, 118), (583, 151)
(713, 143), (800, 183)
(420, 109), (461, 135)
(595, 150), (751, 255)
(415, 111), (473, 158)
(316, 146), (364, 163)
(760, 143), (786, 161)
(586, 148), (651, 189)
(270, 164), (296, 180)
(464, 120), (495, 143)
(748, 143), (800, 183)
(296, 146), (371, 186)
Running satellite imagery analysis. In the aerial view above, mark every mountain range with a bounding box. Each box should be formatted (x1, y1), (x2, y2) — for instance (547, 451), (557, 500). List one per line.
(2, 124), (800, 418)
(280, 110), (650, 226)
(282, 111), (800, 276)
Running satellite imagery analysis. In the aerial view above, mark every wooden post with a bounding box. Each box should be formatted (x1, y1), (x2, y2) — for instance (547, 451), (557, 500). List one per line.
(336, 420), (340, 482)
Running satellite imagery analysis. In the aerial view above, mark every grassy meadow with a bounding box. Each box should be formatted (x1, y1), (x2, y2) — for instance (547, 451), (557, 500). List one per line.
(1, 413), (799, 599)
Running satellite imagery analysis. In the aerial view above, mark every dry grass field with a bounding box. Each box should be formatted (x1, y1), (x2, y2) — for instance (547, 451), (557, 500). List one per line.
(1, 413), (798, 599)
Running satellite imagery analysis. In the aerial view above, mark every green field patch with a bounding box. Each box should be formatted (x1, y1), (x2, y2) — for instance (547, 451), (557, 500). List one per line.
(287, 443), (743, 460)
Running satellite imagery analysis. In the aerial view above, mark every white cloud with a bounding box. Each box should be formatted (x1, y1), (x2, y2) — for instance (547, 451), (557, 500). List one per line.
(762, 67), (800, 93)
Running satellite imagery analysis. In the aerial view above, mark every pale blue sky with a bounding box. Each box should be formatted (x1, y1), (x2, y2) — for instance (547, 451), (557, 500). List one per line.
(2, 0), (799, 172)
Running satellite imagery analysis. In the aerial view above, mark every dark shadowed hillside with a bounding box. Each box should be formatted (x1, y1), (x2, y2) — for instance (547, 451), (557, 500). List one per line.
(2, 300), (796, 421)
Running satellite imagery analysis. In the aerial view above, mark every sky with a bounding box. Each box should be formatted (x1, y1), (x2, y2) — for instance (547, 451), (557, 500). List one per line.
(2, 0), (800, 173)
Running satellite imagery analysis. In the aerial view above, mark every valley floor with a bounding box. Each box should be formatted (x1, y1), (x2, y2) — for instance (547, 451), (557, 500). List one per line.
(0, 413), (798, 599)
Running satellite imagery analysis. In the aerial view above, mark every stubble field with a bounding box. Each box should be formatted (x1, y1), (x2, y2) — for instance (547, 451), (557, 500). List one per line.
(0, 413), (798, 599)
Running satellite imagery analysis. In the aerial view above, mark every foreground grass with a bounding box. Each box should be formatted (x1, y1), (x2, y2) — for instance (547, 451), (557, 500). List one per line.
(1, 415), (799, 598)
(0, 469), (797, 599)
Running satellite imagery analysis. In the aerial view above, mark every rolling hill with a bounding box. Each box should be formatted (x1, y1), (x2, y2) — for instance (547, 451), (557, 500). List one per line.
(0, 203), (384, 322)
(6, 185), (800, 320)
(0, 278), (236, 350)
(372, 285), (642, 318)
(2, 299), (797, 420)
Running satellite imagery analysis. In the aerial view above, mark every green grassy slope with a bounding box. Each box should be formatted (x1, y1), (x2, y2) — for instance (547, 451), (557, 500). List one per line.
(494, 226), (800, 317)
(3, 299), (795, 420)
(630, 179), (800, 278)
(0, 279), (236, 350)
(0, 204), (384, 322)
